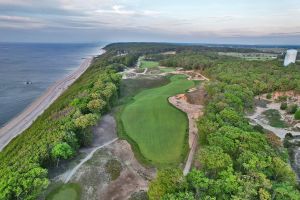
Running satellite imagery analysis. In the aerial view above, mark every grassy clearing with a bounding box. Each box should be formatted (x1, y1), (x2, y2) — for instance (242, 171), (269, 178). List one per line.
(218, 52), (278, 61)
(159, 67), (175, 73)
(46, 183), (81, 200)
(121, 75), (194, 166)
(262, 109), (288, 128)
(140, 60), (159, 69)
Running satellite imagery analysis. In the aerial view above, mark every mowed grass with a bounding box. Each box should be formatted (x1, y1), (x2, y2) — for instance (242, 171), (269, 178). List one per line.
(46, 183), (81, 200)
(140, 60), (159, 69)
(121, 75), (194, 165)
(160, 67), (176, 73)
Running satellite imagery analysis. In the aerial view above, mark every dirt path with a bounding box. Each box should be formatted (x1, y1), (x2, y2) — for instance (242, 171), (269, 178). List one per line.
(170, 70), (210, 81)
(169, 93), (203, 175)
(167, 71), (208, 175)
(57, 114), (118, 182)
(62, 138), (118, 183)
(248, 101), (300, 139)
(0, 49), (106, 151)
(70, 140), (155, 200)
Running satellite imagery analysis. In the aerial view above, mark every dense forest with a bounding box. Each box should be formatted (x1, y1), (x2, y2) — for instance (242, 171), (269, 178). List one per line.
(148, 51), (300, 199)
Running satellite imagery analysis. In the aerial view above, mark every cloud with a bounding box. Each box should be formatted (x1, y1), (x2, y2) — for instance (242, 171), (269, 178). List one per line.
(95, 4), (161, 17)
(0, 0), (299, 44)
(0, 15), (45, 29)
(95, 4), (135, 15)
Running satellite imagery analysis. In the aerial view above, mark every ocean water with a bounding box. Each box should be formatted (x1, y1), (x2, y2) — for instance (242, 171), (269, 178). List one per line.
(0, 43), (104, 127)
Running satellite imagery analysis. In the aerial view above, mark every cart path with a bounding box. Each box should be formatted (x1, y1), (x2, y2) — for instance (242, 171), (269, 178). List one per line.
(169, 94), (203, 175)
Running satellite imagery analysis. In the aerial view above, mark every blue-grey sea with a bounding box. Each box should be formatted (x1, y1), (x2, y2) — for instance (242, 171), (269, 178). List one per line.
(0, 42), (104, 127)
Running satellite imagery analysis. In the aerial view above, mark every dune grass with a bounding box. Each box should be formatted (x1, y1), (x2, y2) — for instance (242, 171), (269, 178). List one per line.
(121, 75), (194, 166)
(140, 60), (159, 69)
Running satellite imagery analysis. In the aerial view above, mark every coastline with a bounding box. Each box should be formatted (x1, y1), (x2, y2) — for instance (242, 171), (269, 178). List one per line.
(0, 48), (106, 151)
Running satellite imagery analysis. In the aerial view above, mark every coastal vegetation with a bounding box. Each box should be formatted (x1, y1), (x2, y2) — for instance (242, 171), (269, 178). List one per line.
(121, 75), (194, 165)
(0, 46), (142, 200)
(148, 50), (300, 199)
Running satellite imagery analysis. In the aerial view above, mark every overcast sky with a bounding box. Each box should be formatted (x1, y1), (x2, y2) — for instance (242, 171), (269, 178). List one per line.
(0, 0), (300, 44)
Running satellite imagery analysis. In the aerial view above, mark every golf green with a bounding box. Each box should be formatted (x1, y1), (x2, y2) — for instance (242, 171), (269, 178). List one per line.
(121, 75), (194, 165)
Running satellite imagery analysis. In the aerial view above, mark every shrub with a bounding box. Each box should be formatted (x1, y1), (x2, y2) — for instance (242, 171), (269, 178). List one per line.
(287, 104), (298, 114)
(294, 109), (300, 120)
(277, 96), (288, 102)
(51, 142), (74, 167)
(280, 102), (287, 110)
(266, 93), (272, 99)
(148, 168), (184, 200)
(105, 159), (122, 180)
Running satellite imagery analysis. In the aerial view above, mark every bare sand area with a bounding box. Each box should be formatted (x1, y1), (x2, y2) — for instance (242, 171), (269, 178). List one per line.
(70, 140), (155, 200)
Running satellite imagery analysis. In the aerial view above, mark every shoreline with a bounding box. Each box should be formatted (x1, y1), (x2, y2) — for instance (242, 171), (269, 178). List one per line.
(0, 48), (106, 151)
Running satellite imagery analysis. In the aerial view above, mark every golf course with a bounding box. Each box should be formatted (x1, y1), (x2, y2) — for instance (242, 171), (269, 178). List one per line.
(121, 75), (194, 165)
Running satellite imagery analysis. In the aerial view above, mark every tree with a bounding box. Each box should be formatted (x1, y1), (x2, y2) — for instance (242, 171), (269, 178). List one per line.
(51, 142), (74, 167)
(218, 108), (245, 129)
(272, 182), (300, 200)
(258, 188), (271, 200)
(214, 167), (239, 198)
(280, 102), (287, 110)
(162, 192), (195, 200)
(294, 109), (300, 120)
(287, 104), (298, 114)
(74, 113), (99, 129)
(148, 168), (185, 200)
(198, 146), (232, 177)
(271, 157), (296, 183)
(64, 131), (79, 150)
(87, 99), (106, 113)
(187, 169), (210, 197)
(237, 150), (271, 173)
(207, 126), (242, 156)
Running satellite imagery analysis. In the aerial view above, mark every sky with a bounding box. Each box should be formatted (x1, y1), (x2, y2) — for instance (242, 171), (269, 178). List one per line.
(0, 0), (300, 44)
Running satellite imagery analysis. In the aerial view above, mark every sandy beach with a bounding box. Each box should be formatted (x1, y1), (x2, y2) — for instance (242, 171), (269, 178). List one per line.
(0, 49), (106, 151)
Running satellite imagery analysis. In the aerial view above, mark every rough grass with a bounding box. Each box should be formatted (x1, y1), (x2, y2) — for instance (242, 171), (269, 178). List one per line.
(262, 109), (288, 128)
(140, 60), (159, 69)
(46, 183), (81, 200)
(121, 75), (194, 166)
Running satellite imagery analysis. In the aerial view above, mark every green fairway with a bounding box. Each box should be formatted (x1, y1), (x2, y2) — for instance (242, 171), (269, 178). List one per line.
(121, 75), (194, 165)
(140, 60), (159, 69)
(46, 184), (81, 200)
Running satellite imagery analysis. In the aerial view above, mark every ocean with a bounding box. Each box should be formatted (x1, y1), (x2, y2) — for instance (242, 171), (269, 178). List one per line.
(0, 42), (104, 127)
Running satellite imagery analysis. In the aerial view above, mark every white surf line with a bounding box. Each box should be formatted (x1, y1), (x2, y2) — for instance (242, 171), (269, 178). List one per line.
(0, 49), (106, 151)
(64, 138), (118, 183)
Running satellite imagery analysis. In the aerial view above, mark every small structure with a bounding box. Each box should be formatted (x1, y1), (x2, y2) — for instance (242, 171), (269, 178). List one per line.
(284, 49), (298, 66)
